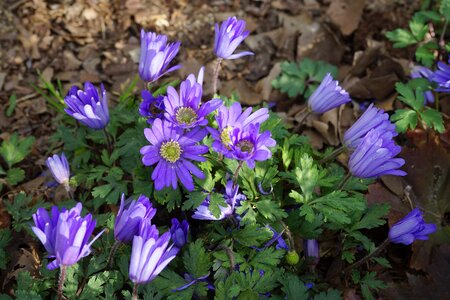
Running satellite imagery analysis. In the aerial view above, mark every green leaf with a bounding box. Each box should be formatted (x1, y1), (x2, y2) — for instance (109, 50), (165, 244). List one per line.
(385, 28), (416, 48)
(351, 203), (390, 231)
(420, 108), (445, 133)
(0, 133), (35, 168)
(183, 240), (211, 278)
(391, 109), (418, 133)
(209, 192), (227, 219)
(280, 273), (308, 300)
(255, 199), (288, 221)
(371, 257), (392, 268)
(415, 42), (438, 67)
(409, 19), (428, 41)
(0, 229), (11, 270)
(233, 224), (272, 247)
(154, 188), (182, 212)
(440, 0), (450, 20)
(250, 247), (284, 270)
(182, 191), (207, 211)
(313, 289), (342, 300)
(6, 168), (25, 185)
(6, 93), (17, 117)
(395, 82), (424, 111)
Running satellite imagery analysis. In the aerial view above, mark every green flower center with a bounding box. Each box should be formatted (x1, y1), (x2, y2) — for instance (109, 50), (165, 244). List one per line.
(176, 107), (198, 125)
(236, 139), (254, 153)
(220, 126), (233, 149)
(160, 141), (182, 163)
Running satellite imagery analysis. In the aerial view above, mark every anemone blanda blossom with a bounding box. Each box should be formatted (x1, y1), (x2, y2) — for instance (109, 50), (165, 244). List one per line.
(139, 90), (165, 124)
(64, 82), (109, 130)
(348, 128), (406, 179)
(343, 104), (397, 150)
(304, 239), (319, 263)
(114, 194), (156, 244)
(388, 208), (437, 245)
(192, 180), (246, 221)
(214, 16), (254, 60)
(129, 219), (179, 284)
(265, 225), (289, 251)
(140, 118), (208, 191)
(170, 218), (189, 248)
(208, 102), (269, 156)
(164, 67), (222, 129)
(411, 65), (434, 104)
(139, 30), (181, 83)
(46, 153), (70, 186)
(307, 73), (351, 114)
(32, 203), (103, 270)
(430, 59), (450, 92)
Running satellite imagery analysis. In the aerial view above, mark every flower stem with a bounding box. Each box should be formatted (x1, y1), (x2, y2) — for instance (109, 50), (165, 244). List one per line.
(132, 283), (139, 300)
(58, 265), (67, 300)
(233, 161), (244, 186)
(337, 172), (351, 190)
(103, 128), (113, 155)
(212, 58), (223, 96)
(63, 183), (74, 199)
(342, 238), (390, 274)
(107, 240), (121, 269)
(319, 146), (346, 164)
(293, 110), (312, 132)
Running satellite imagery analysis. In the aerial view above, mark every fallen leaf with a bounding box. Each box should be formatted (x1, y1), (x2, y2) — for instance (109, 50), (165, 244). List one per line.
(327, 0), (366, 36)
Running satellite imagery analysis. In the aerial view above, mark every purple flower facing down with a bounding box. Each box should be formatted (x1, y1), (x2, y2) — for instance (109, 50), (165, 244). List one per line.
(431, 60), (450, 92)
(307, 73), (351, 114)
(304, 239), (320, 263)
(343, 104), (397, 150)
(214, 16), (254, 60)
(139, 90), (165, 124)
(349, 129), (406, 179)
(129, 220), (179, 284)
(64, 82), (109, 130)
(411, 65), (435, 104)
(388, 208), (437, 245)
(46, 153), (70, 185)
(140, 118), (208, 191)
(114, 194), (156, 244)
(170, 218), (189, 248)
(139, 30), (181, 83)
(209, 102), (269, 156)
(265, 225), (289, 251)
(164, 68), (222, 129)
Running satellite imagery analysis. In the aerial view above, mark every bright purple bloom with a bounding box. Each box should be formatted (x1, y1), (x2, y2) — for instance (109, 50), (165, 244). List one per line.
(265, 225), (289, 250)
(140, 118), (208, 191)
(139, 90), (165, 124)
(170, 218), (189, 248)
(214, 16), (254, 60)
(349, 128), (406, 178)
(411, 65), (434, 104)
(431, 60), (450, 92)
(46, 153), (70, 185)
(164, 68), (222, 129)
(343, 104), (397, 149)
(129, 220), (179, 284)
(308, 73), (351, 114)
(32, 203), (103, 270)
(64, 82), (109, 130)
(388, 208), (437, 245)
(209, 102), (269, 156)
(304, 239), (319, 263)
(114, 194), (156, 243)
(139, 30), (181, 83)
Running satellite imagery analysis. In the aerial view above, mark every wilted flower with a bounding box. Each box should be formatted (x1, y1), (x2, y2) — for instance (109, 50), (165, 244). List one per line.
(411, 65), (435, 104)
(343, 104), (397, 150)
(388, 208), (437, 245)
(164, 68), (222, 129)
(139, 90), (165, 124)
(214, 16), (254, 60)
(114, 194), (156, 244)
(64, 82), (109, 130)
(170, 218), (189, 248)
(140, 118), (208, 191)
(304, 239), (319, 263)
(46, 153), (70, 186)
(431, 59), (450, 92)
(308, 73), (351, 114)
(265, 225), (289, 250)
(129, 220), (179, 284)
(139, 30), (181, 83)
(32, 203), (103, 270)
(349, 128), (406, 178)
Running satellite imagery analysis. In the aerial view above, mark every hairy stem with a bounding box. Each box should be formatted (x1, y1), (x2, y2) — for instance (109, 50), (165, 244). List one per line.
(103, 128), (113, 155)
(132, 283), (139, 300)
(319, 146), (346, 164)
(337, 172), (351, 190)
(342, 238), (390, 274)
(233, 161), (244, 187)
(293, 110), (312, 132)
(107, 240), (121, 269)
(58, 265), (67, 300)
(212, 58), (223, 95)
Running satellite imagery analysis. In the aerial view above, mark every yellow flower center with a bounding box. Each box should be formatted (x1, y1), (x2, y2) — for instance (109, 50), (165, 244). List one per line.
(160, 141), (182, 163)
(176, 107), (197, 126)
(220, 126), (233, 149)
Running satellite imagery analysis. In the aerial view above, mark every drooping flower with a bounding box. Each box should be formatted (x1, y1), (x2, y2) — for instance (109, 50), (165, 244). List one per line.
(164, 67), (222, 129)
(129, 219), (179, 284)
(304, 239), (319, 263)
(348, 128), (406, 178)
(307, 73), (351, 114)
(214, 16), (254, 60)
(64, 82), (110, 130)
(140, 118), (208, 191)
(343, 104), (397, 150)
(46, 153), (70, 186)
(139, 30), (181, 83)
(139, 90), (165, 124)
(388, 208), (437, 245)
(170, 218), (189, 248)
(265, 225), (289, 251)
(32, 203), (103, 270)
(430, 59), (450, 92)
(411, 65), (434, 104)
(209, 102), (269, 156)
(114, 194), (156, 244)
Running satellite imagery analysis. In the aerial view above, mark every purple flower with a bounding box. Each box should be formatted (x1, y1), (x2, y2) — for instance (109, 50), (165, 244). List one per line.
(173, 272), (210, 292)
(139, 30), (181, 83)
(431, 60), (450, 92)
(214, 16), (254, 60)
(64, 82), (109, 130)
(411, 65), (434, 104)
(349, 129), (406, 178)
(265, 225), (289, 250)
(388, 208), (437, 245)
(209, 102), (269, 156)
(129, 220), (179, 284)
(32, 203), (103, 270)
(164, 68), (222, 129)
(226, 123), (276, 168)
(46, 153), (70, 186)
(170, 218), (189, 248)
(308, 73), (351, 114)
(343, 104), (397, 150)
(304, 239), (319, 263)
(139, 90), (165, 124)
(114, 194), (156, 244)
(140, 118), (208, 191)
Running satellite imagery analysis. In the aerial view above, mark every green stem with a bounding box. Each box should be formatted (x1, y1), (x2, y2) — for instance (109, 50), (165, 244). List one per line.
(342, 238), (390, 274)
(58, 265), (67, 300)
(233, 161), (244, 186)
(107, 240), (121, 269)
(103, 129), (113, 155)
(212, 58), (223, 96)
(337, 173), (351, 190)
(132, 283), (139, 300)
(319, 146), (346, 164)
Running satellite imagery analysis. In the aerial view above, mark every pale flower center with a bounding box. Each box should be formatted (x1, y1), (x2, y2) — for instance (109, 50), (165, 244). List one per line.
(176, 107), (198, 126)
(236, 139), (254, 153)
(160, 141), (182, 163)
(220, 126), (233, 149)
